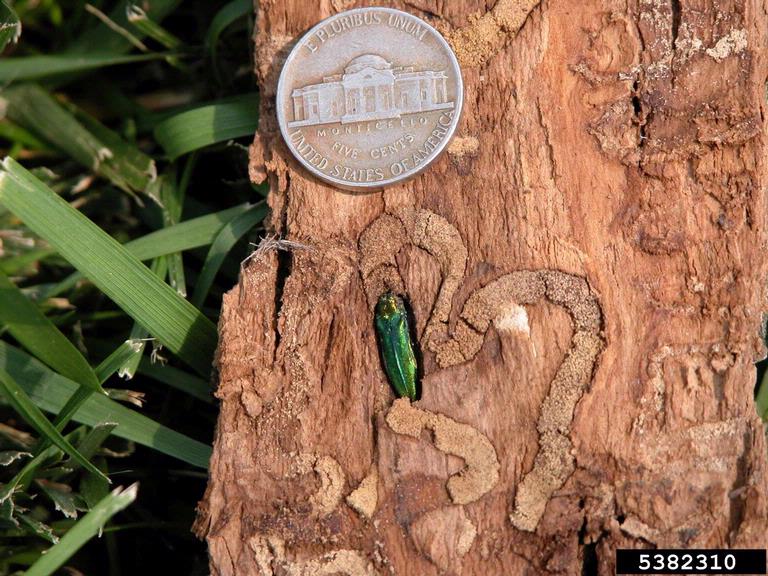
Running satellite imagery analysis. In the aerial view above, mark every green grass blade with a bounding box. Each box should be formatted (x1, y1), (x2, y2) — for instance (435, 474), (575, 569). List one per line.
(0, 271), (102, 394)
(0, 120), (50, 152)
(91, 331), (212, 404)
(191, 203), (266, 307)
(0, 248), (57, 276)
(68, 0), (181, 54)
(0, 450), (31, 465)
(95, 341), (143, 383)
(756, 370), (768, 420)
(37, 479), (78, 519)
(25, 483), (138, 576)
(165, 237), (186, 298)
(0, 53), (172, 83)
(154, 94), (259, 159)
(138, 358), (212, 403)
(51, 387), (94, 433)
(0, 158), (218, 376)
(125, 203), (250, 260)
(0, 440), (61, 503)
(2, 84), (156, 194)
(126, 4), (183, 49)
(0, 367), (107, 481)
(118, 257), (168, 380)
(0, 428), (90, 501)
(205, 0), (250, 81)
(73, 422), (117, 462)
(0, 0), (21, 53)
(18, 514), (58, 544)
(0, 341), (211, 468)
(84, 3), (149, 52)
(79, 457), (109, 509)
(155, 170), (187, 296)
(117, 325), (149, 380)
(71, 104), (157, 193)
(38, 202), (252, 301)
(205, 0), (250, 50)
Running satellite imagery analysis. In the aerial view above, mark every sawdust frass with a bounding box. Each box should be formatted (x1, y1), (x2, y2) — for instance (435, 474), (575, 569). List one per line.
(386, 398), (500, 505)
(346, 468), (378, 519)
(250, 534), (377, 576)
(445, 0), (541, 67)
(309, 455), (346, 517)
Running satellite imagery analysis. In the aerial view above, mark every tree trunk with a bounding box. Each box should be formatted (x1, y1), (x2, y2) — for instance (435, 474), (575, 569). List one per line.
(194, 1), (768, 574)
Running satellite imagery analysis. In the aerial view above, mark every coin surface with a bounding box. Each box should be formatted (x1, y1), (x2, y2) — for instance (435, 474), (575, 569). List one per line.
(276, 7), (463, 191)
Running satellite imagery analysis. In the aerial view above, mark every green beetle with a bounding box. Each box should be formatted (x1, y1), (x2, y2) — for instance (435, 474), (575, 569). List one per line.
(374, 292), (418, 400)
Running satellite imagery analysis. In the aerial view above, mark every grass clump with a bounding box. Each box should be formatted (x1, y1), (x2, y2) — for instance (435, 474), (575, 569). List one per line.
(0, 1), (263, 573)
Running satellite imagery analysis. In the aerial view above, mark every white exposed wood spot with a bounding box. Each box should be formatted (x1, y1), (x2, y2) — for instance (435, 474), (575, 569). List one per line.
(493, 303), (530, 335)
(706, 29), (747, 61)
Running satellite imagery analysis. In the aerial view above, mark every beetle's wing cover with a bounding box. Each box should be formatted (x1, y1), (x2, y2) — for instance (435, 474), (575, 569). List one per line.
(375, 299), (417, 400)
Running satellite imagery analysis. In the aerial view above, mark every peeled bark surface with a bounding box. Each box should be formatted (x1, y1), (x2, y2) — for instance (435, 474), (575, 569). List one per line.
(195, 1), (768, 574)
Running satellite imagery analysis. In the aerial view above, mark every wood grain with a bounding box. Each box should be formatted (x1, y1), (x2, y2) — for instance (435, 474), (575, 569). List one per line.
(195, 1), (768, 574)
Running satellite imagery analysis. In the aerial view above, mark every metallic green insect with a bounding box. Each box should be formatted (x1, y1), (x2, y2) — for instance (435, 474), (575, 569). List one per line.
(374, 292), (418, 400)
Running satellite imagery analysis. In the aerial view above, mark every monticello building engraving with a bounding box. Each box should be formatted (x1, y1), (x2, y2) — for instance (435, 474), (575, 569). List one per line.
(288, 54), (454, 127)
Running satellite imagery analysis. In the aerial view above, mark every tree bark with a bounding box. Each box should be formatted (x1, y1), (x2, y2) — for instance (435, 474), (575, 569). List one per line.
(195, 1), (768, 574)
